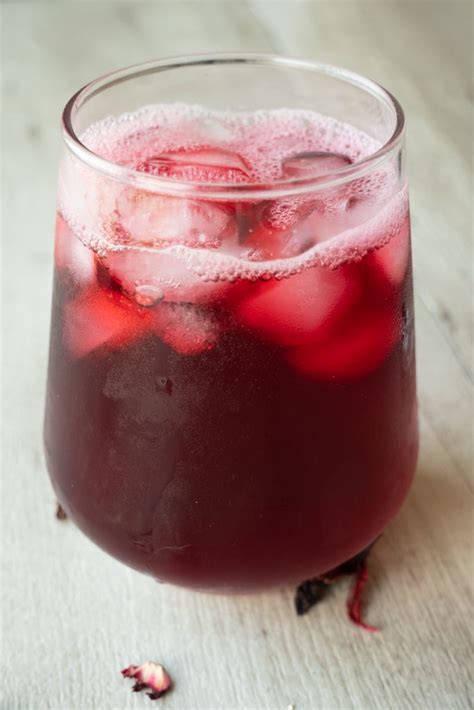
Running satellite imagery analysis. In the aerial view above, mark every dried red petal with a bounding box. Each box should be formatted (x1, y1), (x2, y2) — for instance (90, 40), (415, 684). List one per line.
(346, 558), (379, 632)
(295, 578), (329, 615)
(295, 542), (380, 631)
(121, 662), (172, 700)
(56, 502), (67, 520)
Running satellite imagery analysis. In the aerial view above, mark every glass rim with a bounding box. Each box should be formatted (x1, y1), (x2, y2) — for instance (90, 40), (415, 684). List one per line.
(62, 53), (406, 200)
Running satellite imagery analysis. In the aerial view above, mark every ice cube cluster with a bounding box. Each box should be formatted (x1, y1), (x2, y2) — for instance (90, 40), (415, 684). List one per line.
(56, 104), (409, 373)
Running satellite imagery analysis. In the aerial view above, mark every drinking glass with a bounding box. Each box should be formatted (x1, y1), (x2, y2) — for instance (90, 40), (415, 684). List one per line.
(44, 55), (418, 592)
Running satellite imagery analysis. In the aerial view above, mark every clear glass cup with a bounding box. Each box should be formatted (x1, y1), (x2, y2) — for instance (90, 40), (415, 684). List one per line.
(44, 55), (418, 592)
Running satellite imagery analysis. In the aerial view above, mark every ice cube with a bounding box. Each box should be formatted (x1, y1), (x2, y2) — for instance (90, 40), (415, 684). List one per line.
(240, 189), (389, 263)
(64, 286), (147, 358)
(293, 194), (383, 246)
(236, 264), (359, 347)
(136, 147), (251, 184)
(102, 250), (229, 305)
(288, 300), (399, 379)
(151, 302), (219, 355)
(115, 190), (235, 248)
(282, 151), (351, 179)
(276, 151), (353, 242)
(55, 213), (96, 286)
(372, 214), (410, 285)
(239, 197), (319, 261)
(240, 190), (349, 261)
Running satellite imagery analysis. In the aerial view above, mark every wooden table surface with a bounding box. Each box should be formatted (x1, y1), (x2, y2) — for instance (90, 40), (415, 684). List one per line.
(2, 2), (472, 709)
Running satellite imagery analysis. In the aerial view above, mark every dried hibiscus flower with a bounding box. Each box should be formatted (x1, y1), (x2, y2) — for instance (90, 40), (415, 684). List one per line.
(295, 543), (379, 632)
(346, 557), (378, 632)
(55, 502), (67, 520)
(121, 662), (172, 700)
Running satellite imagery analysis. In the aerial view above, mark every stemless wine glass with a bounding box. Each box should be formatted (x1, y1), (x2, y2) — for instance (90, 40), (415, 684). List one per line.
(44, 55), (418, 592)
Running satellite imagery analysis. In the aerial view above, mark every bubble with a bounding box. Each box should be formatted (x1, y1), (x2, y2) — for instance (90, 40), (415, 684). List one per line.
(133, 283), (164, 307)
(154, 375), (173, 395)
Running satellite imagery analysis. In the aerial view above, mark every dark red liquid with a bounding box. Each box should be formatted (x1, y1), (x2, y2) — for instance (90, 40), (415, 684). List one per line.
(44, 214), (417, 591)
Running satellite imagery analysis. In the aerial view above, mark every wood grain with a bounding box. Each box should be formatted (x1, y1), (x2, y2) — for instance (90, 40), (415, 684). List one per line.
(1, 1), (472, 708)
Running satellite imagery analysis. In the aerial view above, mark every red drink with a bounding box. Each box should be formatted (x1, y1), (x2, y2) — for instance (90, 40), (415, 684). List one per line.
(44, 60), (418, 592)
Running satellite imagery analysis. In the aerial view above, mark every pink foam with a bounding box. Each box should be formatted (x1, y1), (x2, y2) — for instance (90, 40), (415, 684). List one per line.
(60, 104), (407, 284)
